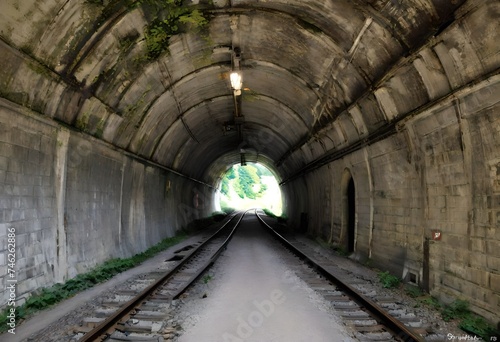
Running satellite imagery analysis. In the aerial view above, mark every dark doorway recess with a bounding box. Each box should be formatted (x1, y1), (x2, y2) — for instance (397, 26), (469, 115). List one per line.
(300, 212), (308, 233)
(423, 238), (430, 292)
(347, 178), (355, 253)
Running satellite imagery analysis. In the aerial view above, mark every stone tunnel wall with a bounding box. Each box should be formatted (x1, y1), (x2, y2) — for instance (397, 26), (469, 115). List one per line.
(284, 75), (500, 323)
(0, 99), (214, 308)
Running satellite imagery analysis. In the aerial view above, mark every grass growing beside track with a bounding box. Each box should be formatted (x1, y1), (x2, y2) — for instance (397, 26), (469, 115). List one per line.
(404, 286), (498, 340)
(0, 232), (188, 334)
(306, 237), (499, 340)
(377, 271), (401, 288)
(440, 299), (498, 340)
(262, 208), (287, 224)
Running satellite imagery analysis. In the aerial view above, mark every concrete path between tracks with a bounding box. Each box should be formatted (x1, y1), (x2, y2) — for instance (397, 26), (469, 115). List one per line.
(3, 230), (214, 342)
(178, 214), (356, 342)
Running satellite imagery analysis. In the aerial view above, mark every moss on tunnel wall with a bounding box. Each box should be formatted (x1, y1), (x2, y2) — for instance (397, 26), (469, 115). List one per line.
(0, 0), (498, 327)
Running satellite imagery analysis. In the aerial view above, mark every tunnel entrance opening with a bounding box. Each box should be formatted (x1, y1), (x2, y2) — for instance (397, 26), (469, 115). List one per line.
(216, 163), (282, 216)
(347, 178), (355, 253)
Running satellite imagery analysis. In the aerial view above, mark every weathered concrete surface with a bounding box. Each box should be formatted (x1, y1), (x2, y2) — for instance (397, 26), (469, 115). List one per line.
(286, 75), (500, 322)
(0, 99), (214, 307)
(0, 0), (476, 181)
(0, 0), (498, 326)
(0, 101), (59, 304)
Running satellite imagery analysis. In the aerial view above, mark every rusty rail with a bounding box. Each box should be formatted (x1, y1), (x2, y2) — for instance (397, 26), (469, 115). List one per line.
(79, 210), (246, 342)
(255, 210), (424, 342)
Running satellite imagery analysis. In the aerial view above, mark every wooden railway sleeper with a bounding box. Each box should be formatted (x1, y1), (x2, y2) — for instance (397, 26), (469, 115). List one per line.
(77, 211), (247, 341)
(255, 210), (424, 342)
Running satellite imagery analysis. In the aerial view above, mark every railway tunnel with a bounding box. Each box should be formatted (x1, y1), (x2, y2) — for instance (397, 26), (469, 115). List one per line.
(0, 0), (499, 328)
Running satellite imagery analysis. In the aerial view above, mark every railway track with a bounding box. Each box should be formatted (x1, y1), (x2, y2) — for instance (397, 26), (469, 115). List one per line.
(71, 210), (247, 342)
(62, 209), (436, 341)
(255, 210), (426, 342)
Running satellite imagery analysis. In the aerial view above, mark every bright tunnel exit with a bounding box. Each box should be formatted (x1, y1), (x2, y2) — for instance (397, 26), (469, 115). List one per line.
(216, 163), (282, 216)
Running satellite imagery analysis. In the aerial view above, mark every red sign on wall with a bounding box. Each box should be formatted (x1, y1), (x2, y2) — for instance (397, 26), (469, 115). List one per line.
(431, 230), (442, 241)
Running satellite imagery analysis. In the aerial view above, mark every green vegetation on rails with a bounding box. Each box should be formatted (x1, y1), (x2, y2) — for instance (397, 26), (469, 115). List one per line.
(183, 211), (228, 233)
(220, 207), (235, 215)
(0, 233), (187, 333)
(404, 284), (424, 298)
(440, 299), (498, 340)
(404, 286), (498, 340)
(262, 208), (277, 218)
(262, 208), (287, 225)
(377, 270), (400, 288)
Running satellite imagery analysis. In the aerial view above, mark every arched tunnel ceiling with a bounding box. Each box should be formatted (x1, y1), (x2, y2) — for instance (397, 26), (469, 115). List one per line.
(0, 0), (497, 185)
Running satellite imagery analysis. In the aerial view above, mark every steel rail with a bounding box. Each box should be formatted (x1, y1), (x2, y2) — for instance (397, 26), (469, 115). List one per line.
(255, 210), (424, 342)
(170, 210), (246, 299)
(79, 211), (246, 342)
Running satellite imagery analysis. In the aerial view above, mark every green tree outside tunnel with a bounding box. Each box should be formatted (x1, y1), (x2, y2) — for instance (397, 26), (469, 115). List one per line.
(232, 165), (267, 199)
(220, 167), (235, 196)
(219, 163), (280, 215)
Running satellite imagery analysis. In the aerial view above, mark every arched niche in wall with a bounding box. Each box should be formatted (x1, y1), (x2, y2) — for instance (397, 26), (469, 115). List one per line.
(341, 168), (356, 254)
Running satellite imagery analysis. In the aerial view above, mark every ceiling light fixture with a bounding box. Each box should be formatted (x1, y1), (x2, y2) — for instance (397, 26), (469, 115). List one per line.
(231, 47), (242, 97)
(231, 47), (243, 141)
(230, 72), (242, 95)
(240, 152), (247, 166)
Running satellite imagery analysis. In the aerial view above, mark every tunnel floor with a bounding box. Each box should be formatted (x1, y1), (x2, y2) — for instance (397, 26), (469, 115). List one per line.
(6, 214), (467, 341)
(177, 213), (354, 342)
